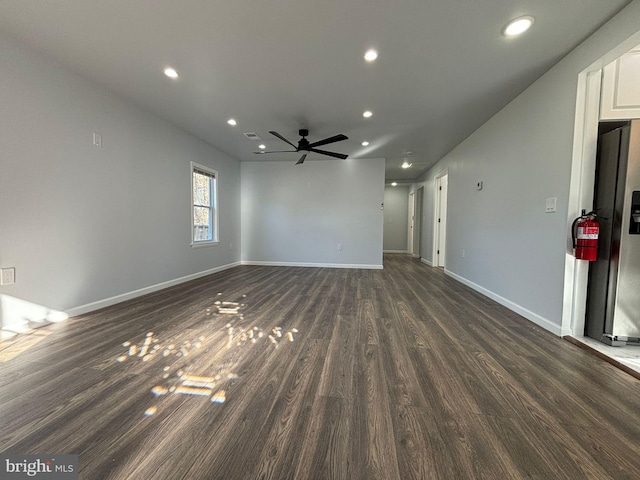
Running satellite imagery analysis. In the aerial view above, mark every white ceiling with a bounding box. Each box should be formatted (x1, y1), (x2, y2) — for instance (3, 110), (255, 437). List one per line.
(0, 0), (632, 182)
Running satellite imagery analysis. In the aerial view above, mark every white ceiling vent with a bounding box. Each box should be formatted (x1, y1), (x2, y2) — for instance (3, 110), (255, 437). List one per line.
(243, 132), (262, 140)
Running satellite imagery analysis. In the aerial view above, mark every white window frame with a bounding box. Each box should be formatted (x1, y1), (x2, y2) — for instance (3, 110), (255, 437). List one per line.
(191, 161), (219, 247)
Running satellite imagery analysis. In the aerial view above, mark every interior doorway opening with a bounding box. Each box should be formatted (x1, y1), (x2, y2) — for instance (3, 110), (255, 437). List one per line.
(433, 172), (448, 268)
(408, 192), (415, 254)
(563, 32), (640, 339)
(413, 187), (424, 258)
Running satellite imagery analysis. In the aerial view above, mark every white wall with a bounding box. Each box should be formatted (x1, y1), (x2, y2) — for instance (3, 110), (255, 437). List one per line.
(0, 36), (241, 318)
(241, 158), (385, 268)
(417, 0), (640, 335)
(383, 186), (409, 251)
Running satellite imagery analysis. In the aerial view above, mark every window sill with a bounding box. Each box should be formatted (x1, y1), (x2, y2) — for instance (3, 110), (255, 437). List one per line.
(191, 241), (220, 249)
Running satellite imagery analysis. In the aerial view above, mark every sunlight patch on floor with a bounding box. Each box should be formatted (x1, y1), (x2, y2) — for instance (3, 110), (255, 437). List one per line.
(111, 293), (299, 417)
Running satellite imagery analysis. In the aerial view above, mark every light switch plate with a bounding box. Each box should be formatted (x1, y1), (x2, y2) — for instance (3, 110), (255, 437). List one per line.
(545, 197), (557, 213)
(476, 181), (483, 191)
(1, 267), (15, 285)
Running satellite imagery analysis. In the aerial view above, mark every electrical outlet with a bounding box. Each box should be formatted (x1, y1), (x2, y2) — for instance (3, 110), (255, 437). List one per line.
(337, 243), (342, 251)
(93, 132), (102, 147)
(476, 181), (483, 191)
(462, 249), (466, 258)
(229, 242), (233, 250)
(1, 267), (15, 285)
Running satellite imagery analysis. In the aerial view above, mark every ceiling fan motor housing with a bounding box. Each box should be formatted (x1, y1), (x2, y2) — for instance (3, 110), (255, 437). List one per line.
(298, 129), (310, 150)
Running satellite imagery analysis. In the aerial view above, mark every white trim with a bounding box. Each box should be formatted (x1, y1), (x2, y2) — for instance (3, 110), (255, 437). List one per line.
(190, 241), (220, 248)
(66, 262), (241, 317)
(414, 186), (424, 259)
(241, 261), (383, 270)
(420, 257), (433, 266)
(383, 250), (409, 253)
(562, 69), (602, 337)
(408, 191), (415, 254)
(445, 269), (565, 337)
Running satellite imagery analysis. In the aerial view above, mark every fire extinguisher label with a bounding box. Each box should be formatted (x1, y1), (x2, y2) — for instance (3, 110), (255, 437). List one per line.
(577, 226), (598, 239)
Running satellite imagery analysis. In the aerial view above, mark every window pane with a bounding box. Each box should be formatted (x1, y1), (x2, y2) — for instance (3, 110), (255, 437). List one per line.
(193, 172), (210, 206)
(193, 206), (212, 241)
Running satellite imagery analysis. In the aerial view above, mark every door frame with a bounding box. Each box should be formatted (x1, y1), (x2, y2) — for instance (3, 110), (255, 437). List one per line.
(408, 192), (415, 254)
(413, 187), (424, 258)
(432, 170), (448, 267)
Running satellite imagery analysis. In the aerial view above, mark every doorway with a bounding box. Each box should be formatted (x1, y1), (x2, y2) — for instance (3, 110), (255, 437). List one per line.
(563, 33), (640, 338)
(584, 121), (640, 346)
(413, 187), (424, 258)
(433, 172), (448, 267)
(408, 192), (415, 254)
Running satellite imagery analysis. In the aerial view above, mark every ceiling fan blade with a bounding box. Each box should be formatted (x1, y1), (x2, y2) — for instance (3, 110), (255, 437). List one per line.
(307, 134), (348, 149)
(253, 150), (296, 154)
(295, 154), (307, 165)
(310, 148), (348, 160)
(269, 131), (297, 149)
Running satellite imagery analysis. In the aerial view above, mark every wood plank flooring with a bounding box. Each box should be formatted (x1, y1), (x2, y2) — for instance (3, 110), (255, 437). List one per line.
(1, 254), (639, 479)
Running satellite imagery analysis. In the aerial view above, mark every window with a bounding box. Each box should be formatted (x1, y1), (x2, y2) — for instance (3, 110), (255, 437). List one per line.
(191, 162), (218, 245)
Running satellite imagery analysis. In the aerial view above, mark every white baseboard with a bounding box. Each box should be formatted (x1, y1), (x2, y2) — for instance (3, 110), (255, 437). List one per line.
(241, 261), (383, 270)
(420, 257), (433, 266)
(67, 262), (242, 318)
(383, 250), (409, 253)
(444, 269), (562, 337)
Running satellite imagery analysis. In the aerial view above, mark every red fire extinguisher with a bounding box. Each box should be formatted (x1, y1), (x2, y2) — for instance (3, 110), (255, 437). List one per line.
(571, 209), (599, 261)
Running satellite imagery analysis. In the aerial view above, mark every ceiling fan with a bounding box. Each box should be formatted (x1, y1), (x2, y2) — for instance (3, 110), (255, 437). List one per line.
(254, 129), (349, 165)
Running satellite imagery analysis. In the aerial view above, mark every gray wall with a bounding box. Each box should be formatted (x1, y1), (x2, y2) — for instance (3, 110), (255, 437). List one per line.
(241, 158), (385, 267)
(415, 1), (640, 334)
(383, 186), (409, 251)
(0, 36), (241, 316)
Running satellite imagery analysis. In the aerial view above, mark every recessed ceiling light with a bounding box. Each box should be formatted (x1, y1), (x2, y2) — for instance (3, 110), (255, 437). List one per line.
(227, 119), (237, 126)
(391, 182), (398, 186)
(363, 110), (373, 118)
(364, 49), (378, 62)
(258, 144), (266, 149)
(503, 16), (534, 37)
(361, 141), (369, 146)
(163, 67), (179, 79)
(401, 161), (412, 169)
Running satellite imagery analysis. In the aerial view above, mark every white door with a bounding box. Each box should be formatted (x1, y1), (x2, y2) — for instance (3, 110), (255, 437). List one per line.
(408, 192), (415, 254)
(414, 187), (423, 257)
(434, 173), (448, 267)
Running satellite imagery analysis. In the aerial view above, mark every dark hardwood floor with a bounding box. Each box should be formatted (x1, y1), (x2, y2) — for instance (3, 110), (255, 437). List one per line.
(1, 254), (639, 479)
